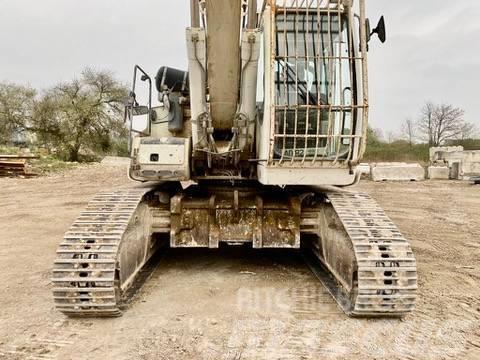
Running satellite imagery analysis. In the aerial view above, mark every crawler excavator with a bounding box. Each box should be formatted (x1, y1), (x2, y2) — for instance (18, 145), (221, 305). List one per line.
(52, 0), (417, 317)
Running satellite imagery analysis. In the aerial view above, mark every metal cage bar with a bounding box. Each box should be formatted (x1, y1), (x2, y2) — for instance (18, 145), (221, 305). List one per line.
(266, 0), (368, 167)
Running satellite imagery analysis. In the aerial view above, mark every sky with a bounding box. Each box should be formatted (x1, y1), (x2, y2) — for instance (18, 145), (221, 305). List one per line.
(0, 0), (478, 132)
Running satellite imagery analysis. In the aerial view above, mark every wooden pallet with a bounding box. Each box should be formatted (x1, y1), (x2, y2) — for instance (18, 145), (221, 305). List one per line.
(0, 155), (38, 177)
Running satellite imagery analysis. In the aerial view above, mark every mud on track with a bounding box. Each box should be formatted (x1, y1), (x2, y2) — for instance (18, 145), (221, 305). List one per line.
(0, 164), (479, 359)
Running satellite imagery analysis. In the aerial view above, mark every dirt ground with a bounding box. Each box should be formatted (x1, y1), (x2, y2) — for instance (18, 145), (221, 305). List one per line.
(0, 164), (479, 360)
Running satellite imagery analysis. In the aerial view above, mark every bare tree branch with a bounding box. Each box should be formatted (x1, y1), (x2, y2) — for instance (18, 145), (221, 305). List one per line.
(416, 102), (469, 147)
(401, 118), (416, 147)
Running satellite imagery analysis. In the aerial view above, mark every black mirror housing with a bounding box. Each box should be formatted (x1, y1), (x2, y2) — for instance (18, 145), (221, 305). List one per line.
(371, 16), (386, 43)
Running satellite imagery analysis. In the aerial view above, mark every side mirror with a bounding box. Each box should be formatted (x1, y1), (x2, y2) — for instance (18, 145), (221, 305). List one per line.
(370, 16), (386, 43)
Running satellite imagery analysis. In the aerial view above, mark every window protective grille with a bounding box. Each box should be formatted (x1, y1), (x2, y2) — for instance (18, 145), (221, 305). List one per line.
(265, 0), (368, 166)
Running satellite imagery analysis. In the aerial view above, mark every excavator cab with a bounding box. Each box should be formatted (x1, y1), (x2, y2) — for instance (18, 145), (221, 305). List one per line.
(256, 0), (369, 186)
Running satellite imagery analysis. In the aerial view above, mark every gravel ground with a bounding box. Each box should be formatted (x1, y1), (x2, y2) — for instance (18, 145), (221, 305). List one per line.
(0, 164), (479, 360)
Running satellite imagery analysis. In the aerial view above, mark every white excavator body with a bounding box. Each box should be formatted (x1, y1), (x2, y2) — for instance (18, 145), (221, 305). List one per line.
(130, 0), (369, 186)
(52, 0), (417, 317)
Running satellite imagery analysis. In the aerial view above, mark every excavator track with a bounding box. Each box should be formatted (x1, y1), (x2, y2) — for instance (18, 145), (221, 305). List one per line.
(52, 186), (416, 318)
(304, 191), (418, 317)
(51, 188), (163, 317)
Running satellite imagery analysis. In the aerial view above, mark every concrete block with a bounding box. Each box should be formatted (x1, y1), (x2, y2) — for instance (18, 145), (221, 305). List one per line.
(356, 163), (371, 175)
(430, 146), (464, 162)
(460, 151), (480, 176)
(371, 163), (425, 182)
(450, 162), (461, 180)
(428, 166), (450, 180)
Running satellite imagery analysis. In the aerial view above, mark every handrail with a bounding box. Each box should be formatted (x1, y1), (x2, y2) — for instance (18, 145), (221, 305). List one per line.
(126, 65), (152, 153)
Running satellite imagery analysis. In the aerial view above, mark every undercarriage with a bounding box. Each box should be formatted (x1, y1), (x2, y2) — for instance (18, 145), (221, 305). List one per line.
(52, 184), (417, 317)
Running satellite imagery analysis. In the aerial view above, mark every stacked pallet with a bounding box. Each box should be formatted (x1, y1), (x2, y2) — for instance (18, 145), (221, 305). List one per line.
(0, 155), (38, 177)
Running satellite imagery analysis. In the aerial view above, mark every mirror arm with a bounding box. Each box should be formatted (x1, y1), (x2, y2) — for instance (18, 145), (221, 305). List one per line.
(127, 105), (133, 153)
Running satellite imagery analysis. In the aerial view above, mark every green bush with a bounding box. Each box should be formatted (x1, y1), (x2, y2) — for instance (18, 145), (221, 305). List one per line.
(109, 139), (129, 157)
(363, 127), (430, 163)
(0, 146), (21, 155)
(446, 139), (480, 150)
(364, 141), (430, 164)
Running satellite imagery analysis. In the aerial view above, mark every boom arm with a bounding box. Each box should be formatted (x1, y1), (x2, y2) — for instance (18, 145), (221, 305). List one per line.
(188, 0), (260, 156)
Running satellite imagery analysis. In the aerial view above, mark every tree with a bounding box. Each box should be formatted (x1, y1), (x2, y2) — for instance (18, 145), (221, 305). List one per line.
(417, 102), (471, 147)
(459, 122), (478, 140)
(0, 83), (36, 144)
(386, 130), (398, 144)
(30, 68), (129, 161)
(418, 102), (435, 146)
(401, 118), (416, 147)
(367, 126), (383, 146)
